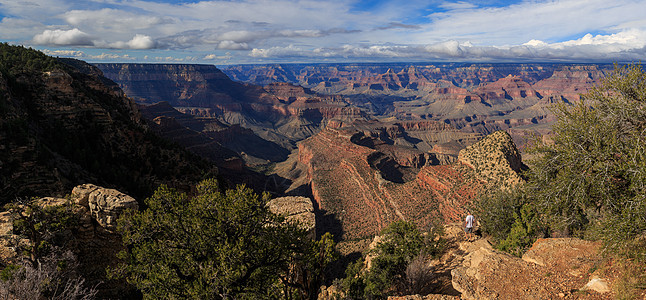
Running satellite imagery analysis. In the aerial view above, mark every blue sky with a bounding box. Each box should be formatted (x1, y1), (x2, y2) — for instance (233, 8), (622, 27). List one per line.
(1, 0), (645, 64)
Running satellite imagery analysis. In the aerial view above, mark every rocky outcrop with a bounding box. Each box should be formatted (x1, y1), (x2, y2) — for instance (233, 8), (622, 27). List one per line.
(72, 184), (138, 231)
(267, 196), (316, 238)
(0, 184), (139, 297)
(458, 130), (526, 189)
(451, 238), (610, 300)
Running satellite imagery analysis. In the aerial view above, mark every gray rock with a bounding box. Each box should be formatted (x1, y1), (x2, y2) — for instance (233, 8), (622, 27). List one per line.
(71, 183), (100, 207)
(73, 185), (138, 232)
(268, 196), (316, 238)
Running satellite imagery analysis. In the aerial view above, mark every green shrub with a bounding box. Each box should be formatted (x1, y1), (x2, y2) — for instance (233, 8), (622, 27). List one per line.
(341, 220), (445, 299)
(113, 179), (336, 299)
(474, 187), (547, 256)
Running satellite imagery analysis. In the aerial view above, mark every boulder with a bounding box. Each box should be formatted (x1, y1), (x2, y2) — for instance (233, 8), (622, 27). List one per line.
(71, 183), (100, 207)
(267, 196), (316, 238)
(83, 186), (138, 231)
(36, 197), (68, 207)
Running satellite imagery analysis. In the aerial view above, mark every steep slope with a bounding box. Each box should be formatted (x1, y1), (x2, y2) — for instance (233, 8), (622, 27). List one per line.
(297, 121), (523, 240)
(139, 101), (289, 166)
(0, 45), (216, 203)
(95, 64), (370, 152)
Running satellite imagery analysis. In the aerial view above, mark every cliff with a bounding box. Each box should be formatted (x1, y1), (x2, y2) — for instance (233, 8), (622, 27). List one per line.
(0, 45), (216, 202)
(223, 63), (611, 147)
(296, 121), (523, 240)
(95, 63), (370, 152)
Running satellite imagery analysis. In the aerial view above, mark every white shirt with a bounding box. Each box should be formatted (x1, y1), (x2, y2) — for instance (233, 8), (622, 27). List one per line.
(465, 215), (474, 228)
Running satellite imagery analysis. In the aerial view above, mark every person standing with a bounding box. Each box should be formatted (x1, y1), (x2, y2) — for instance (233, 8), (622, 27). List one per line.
(465, 213), (475, 241)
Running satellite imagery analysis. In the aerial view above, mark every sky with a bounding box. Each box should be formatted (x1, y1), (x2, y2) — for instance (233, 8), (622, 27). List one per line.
(1, 0), (646, 65)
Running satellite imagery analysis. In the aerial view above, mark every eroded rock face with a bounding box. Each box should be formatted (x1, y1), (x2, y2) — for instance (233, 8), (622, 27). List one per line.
(297, 125), (523, 240)
(72, 184), (138, 231)
(267, 196), (316, 238)
(458, 130), (526, 189)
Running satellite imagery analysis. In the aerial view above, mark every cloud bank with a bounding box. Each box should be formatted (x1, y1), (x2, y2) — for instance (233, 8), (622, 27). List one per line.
(2, 0), (645, 63)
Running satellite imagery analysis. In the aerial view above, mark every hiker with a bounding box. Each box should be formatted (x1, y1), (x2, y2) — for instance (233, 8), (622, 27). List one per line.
(465, 213), (475, 241)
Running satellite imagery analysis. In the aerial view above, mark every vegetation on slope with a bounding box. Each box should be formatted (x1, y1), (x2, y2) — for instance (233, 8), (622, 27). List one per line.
(1, 199), (98, 299)
(0, 43), (216, 203)
(341, 220), (446, 299)
(112, 179), (337, 300)
(475, 63), (646, 295)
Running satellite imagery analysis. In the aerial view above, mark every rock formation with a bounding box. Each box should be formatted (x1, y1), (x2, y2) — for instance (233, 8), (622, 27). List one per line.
(72, 184), (138, 231)
(222, 63), (611, 148)
(0, 184), (140, 297)
(267, 196), (316, 238)
(94, 63), (376, 197)
(457, 130), (526, 189)
(451, 238), (608, 299)
(296, 123), (523, 241)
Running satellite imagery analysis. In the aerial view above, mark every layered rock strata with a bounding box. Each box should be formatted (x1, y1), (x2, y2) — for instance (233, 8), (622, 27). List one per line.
(298, 126), (524, 240)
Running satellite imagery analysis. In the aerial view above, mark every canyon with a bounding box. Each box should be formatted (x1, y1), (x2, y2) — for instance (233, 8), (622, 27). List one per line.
(222, 63), (611, 149)
(94, 62), (612, 242)
(1, 45), (637, 299)
(0, 50), (216, 203)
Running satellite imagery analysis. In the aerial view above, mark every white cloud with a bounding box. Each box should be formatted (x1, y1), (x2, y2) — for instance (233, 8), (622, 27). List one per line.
(154, 56), (187, 62)
(250, 44), (306, 58)
(41, 49), (86, 57)
(161, 28), (361, 50)
(248, 29), (646, 62)
(32, 28), (93, 46)
(88, 53), (135, 60)
(524, 40), (549, 47)
(94, 34), (158, 49)
(203, 53), (233, 61)
(63, 8), (174, 32)
(124, 34), (157, 49)
(422, 0), (646, 45)
(4, 0), (646, 63)
(438, 1), (477, 10)
(0, 17), (45, 39)
(217, 41), (249, 50)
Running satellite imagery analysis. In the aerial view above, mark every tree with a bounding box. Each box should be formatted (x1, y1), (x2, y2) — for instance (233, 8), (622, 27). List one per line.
(113, 179), (336, 299)
(482, 64), (646, 260)
(473, 187), (547, 256)
(342, 221), (445, 299)
(5, 199), (79, 267)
